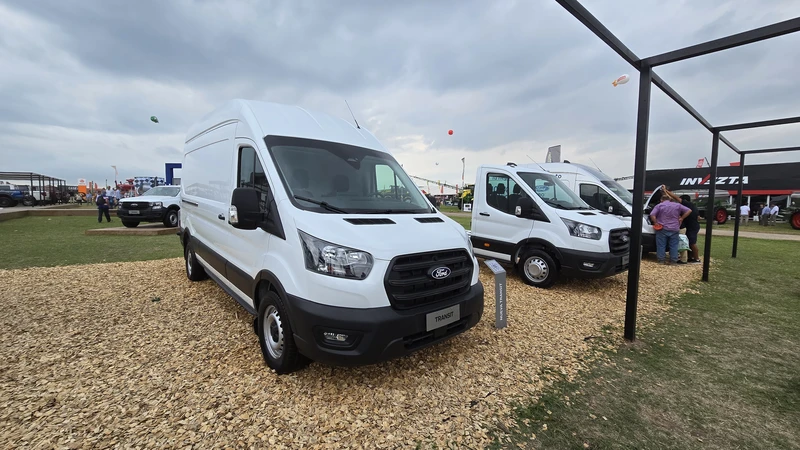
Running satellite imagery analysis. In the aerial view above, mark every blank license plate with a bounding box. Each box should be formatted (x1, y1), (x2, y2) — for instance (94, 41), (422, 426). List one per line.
(426, 304), (460, 332)
(129, 210), (140, 215)
(622, 254), (630, 265)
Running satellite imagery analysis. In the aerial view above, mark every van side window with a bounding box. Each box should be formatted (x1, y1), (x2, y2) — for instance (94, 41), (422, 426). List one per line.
(238, 146), (270, 212)
(375, 164), (402, 199)
(580, 183), (626, 215)
(486, 173), (521, 215)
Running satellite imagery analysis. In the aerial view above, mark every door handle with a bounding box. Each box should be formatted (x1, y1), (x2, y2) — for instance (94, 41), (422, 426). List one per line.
(218, 214), (225, 220)
(479, 212), (490, 217)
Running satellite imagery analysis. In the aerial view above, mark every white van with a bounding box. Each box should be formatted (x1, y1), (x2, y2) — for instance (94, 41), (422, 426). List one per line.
(537, 162), (656, 253)
(470, 163), (631, 288)
(178, 99), (484, 374)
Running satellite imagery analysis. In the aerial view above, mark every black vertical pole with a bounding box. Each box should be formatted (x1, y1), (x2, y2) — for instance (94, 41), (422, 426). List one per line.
(732, 152), (745, 258)
(624, 64), (652, 342)
(702, 131), (720, 282)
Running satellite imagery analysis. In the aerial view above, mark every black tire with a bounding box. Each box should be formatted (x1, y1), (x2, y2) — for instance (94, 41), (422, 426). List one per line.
(516, 249), (558, 288)
(791, 211), (800, 230)
(184, 240), (208, 281)
(256, 289), (307, 374)
(22, 196), (36, 207)
(121, 220), (140, 228)
(0, 196), (13, 208)
(163, 209), (179, 228)
(714, 207), (729, 225)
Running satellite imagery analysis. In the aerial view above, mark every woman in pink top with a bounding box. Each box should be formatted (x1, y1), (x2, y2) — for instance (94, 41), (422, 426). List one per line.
(649, 195), (692, 265)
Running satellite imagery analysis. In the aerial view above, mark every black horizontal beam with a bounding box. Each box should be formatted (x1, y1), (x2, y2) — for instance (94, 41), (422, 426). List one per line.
(715, 115), (800, 132)
(741, 145), (800, 155)
(554, 0), (639, 66)
(642, 17), (800, 67)
(719, 135), (741, 154)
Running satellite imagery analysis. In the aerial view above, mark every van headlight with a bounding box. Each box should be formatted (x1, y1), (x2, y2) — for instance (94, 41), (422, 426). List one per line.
(561, 218), (602, 240)
(299, 230), (373, 280)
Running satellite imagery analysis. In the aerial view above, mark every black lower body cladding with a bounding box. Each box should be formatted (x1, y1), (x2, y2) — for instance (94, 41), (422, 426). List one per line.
(287, 282), (485, 367)
(557, 248), (629, 278)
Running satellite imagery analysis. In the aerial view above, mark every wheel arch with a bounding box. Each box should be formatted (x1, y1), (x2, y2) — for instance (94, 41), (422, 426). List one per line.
(253, 270), (289, 313)
(513, 238), (562, 267)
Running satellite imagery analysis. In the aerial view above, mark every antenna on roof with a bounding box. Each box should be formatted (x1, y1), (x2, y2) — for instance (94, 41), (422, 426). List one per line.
(526, 154), (546, 172)
(344, 100), (360, 129)
(588, 157), (603, 172)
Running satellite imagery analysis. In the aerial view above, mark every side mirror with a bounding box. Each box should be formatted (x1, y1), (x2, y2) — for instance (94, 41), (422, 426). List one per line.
(515, 197), (535, 218)
(230, 187), (261, 230)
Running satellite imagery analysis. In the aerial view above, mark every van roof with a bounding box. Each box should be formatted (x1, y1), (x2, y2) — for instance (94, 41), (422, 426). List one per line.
(534, 162), (615, 181)
(184, 99), (387, 152)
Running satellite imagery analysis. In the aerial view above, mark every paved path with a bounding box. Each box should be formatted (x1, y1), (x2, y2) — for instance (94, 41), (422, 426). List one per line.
(699, 228), (800, 241)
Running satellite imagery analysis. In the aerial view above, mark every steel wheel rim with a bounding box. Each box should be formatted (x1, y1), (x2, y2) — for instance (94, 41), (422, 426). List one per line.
(264, 305), (284, 360)
(186, 251), (193, 274)
(793, 214), (800, 228)
(716, 210), (726, 222)
(524, 257), (549, 282)
(169, 212), (178, 226)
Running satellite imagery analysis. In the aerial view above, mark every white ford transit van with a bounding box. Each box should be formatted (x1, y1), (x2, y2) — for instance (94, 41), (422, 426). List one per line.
(178, 99), (484, 374)
(469, 163), (631, 288)
(537, 162), (656, 253)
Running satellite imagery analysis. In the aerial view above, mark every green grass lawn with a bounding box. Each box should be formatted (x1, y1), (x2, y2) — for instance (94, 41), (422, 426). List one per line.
(492, 235), (800, 449)
(445, 213), (471, 230)
(439, 205), (463, 214)
(0, 216), (183, 270)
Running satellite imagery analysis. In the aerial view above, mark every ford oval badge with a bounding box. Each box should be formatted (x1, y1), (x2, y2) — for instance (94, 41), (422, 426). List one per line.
(430, 266), (452, 280)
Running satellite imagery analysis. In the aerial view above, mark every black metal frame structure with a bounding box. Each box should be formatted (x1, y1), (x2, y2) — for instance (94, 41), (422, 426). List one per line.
(555, 0), (800, 341)
(0, 171), (69, 205)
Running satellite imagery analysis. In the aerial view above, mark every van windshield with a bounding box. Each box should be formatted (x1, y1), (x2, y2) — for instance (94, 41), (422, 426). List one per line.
(517, 172), (591, 210)
(601, 179), (634, 206)
(266, 135), (432, 214)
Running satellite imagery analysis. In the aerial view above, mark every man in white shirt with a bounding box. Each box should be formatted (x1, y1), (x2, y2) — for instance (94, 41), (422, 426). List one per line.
(740, 203), (750, 225)
(769, 203), (779, 226)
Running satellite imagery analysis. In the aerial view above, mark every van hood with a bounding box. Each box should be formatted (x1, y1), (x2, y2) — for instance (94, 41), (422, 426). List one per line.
(556, 209), (628, 231)
(290, 209), (470, 261)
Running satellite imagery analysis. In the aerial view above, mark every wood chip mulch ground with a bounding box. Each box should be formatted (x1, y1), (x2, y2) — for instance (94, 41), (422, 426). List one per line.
(0, 257), (702, 449)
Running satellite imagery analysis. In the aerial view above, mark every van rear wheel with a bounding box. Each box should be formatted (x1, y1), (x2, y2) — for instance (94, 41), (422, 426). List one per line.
(517, 249), (558, 288)
(256, 290), (307, 374)
(185, 240), (208, 281)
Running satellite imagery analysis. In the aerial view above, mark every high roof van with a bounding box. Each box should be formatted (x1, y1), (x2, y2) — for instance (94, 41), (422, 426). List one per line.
(536, 162), (656, 253)
(178, 99), (484, 374)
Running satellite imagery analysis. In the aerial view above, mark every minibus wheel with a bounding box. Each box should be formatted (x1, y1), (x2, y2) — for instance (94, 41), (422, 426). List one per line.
(256, 290), (306, 374)
(517, 249), (557, 288)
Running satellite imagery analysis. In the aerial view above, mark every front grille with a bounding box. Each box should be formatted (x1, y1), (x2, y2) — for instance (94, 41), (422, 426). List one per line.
(123, 202), (150, 210)
(384, 249), (473, 310)
(609, 228), (630, 255)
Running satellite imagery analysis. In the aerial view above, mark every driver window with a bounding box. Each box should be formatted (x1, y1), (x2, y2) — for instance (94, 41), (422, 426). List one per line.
(486, 173), (519, 215)
(375, 164), (400, 199)
(238, 146), (270, 213)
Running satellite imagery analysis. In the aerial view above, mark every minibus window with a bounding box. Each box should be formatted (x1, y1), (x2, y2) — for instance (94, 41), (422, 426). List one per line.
(518, 172), (591, 210)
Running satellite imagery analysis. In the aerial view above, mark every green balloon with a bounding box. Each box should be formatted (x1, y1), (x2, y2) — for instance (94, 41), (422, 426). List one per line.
(150, 116), (159, 123)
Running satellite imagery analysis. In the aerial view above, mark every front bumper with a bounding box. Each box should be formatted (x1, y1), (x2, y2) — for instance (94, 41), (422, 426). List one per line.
(558, 248), (629, 279)
(287, 282), (485, 367)
(117, 208), (164, 221)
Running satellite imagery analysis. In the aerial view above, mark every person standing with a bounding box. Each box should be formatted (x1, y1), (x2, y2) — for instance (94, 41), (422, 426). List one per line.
(739, 202), (750, 226)
(114, 188), (121, 207)
(96, 189), (111, 223)
(665, 189), (701, 264)
(769, 202), (779, 226)
(649, 194), (692, 265)
(760, 203), (771, 226)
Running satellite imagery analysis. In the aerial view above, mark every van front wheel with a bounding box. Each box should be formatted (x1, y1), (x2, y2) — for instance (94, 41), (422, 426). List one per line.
(517, 249), (558, 288)
(256, 291), (306, 374)
(185, 240), (208, 281)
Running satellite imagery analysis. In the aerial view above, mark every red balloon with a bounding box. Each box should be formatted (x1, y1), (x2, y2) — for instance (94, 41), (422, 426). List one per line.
(448, 129), (453, 135)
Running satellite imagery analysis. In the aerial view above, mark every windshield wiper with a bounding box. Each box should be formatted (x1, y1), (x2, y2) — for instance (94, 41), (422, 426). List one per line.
(294, 195), (349, 214)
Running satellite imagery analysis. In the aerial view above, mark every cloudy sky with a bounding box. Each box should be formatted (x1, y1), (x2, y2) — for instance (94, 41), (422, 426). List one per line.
(1, 0), (799, 189)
